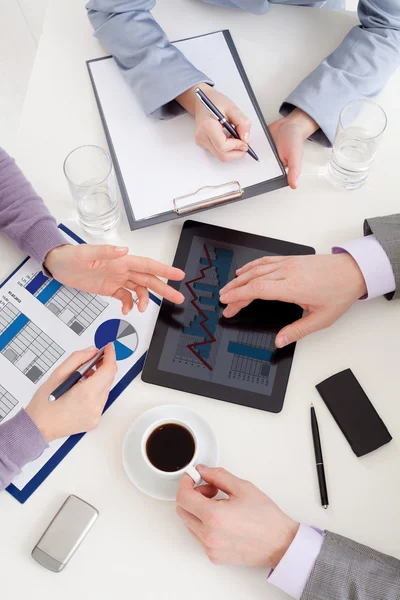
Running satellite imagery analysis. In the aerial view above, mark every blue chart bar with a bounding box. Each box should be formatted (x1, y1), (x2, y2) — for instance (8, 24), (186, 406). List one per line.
(36, 279), (63, 304)
(227, 342), (273, 362)
(193, 282), (219, 293)
(0, 314), (29, 351)
(200, 258), (232, 269)
(216, 248), (233, 258)
(26, 272), (48, 295)
(183, 323), (205, 337)
(199, 294), (219, 306)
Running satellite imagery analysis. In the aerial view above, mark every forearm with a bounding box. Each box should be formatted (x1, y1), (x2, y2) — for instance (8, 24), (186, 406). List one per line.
(0, 410), (48, 491)
(281, 1), (400, 145)
(0, 148), (66, 266)
(86, 0), (212, 118)
(302, 531), (400, 600)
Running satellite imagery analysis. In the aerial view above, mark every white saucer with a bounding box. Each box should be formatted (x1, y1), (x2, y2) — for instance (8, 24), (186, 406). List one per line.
(122, 405), (219, 501)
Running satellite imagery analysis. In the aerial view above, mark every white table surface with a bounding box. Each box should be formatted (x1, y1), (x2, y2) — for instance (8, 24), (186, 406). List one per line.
(2, 1), (400, 598)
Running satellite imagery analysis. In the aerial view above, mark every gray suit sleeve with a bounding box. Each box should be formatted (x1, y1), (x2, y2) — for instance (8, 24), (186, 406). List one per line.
(364, 213), (400, 301)
(301, 531), (400, 600)
(280, 0), (400, 146)
(85, 0), (213, 119)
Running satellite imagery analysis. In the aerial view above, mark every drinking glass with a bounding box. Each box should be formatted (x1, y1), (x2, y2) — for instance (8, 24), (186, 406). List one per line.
(63, 145), (120, 235)
(328, 100), (387, 190)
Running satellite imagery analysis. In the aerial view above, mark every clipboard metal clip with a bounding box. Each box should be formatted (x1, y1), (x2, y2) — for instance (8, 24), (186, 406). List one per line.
(173, 181), (243, 216)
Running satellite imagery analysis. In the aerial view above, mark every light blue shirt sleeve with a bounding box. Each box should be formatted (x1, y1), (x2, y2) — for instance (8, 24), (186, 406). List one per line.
(85, 0), (213, 119)
(280, 0), (400, 146)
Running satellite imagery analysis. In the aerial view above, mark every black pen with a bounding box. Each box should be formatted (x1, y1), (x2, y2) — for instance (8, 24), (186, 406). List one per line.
(48, 347), (106, 402)
(194, 87), (259, 162)
(311, 404), (329, 509)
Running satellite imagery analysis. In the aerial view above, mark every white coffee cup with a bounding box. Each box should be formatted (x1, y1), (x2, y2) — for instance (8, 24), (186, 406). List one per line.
(141, 418), (202, 485)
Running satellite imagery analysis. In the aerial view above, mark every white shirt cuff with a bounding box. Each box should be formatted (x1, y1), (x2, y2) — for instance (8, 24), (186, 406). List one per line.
(332, 235), (396, 300)
(268, 524), (324, 600)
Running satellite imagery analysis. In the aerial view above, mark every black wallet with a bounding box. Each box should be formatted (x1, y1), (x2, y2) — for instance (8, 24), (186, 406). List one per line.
(316, 369), (392, 457)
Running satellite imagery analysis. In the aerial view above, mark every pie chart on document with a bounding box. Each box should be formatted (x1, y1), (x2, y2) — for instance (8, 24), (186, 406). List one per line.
(94, 319), (139, 360)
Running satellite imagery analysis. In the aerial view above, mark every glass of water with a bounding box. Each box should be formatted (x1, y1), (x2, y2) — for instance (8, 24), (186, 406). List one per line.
(328, 100), (387, 190)
(63, 145), (120, 235)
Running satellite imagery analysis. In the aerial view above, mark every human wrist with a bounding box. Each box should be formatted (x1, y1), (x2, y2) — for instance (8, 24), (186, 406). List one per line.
(270, 518), (300, 569)
(335, 252), (367, 299)
(286, 108), (319, 139)
(25, 403), (54, 443)
(176, 82), (213, 116)
(43, 244), (68, 277)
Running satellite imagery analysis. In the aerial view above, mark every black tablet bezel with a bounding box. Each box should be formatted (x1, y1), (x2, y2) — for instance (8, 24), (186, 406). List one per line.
(142, 221), (315, 413)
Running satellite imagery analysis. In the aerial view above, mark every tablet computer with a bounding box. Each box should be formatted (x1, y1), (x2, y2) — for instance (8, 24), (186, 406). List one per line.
(142, 221), (315, 413)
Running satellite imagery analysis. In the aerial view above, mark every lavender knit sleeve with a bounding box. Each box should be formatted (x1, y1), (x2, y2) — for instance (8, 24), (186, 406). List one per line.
(0, 147), (67, 264)
(0, 411), (48, 491)
(0, 146), (66, 491)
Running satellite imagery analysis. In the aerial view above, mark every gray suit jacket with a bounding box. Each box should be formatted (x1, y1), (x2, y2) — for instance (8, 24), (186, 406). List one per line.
(365, 213), (400, 301)
(86, 0), (400, 146)
(302, 531), (400, 600)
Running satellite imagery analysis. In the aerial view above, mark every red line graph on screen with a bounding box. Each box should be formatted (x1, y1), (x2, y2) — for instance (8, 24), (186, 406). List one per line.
(184, 244), (216, 371)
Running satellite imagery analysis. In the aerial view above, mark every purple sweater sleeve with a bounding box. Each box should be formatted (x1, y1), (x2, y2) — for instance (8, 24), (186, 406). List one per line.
(0, 147), (67, 264)
(0, 147), (66, 491)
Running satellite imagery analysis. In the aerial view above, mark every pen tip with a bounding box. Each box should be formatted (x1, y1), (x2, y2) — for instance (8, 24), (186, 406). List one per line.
(323, 505), (328, 509)
(311, 403), (314, 408)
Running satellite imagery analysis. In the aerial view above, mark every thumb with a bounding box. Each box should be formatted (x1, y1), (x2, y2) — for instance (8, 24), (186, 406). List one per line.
(82, 244), (129, 263)
(46, 346), (98, 386)
(287, 136), (304, 190)
(197, 466), (244, 497)
(275, 311), (326, 347)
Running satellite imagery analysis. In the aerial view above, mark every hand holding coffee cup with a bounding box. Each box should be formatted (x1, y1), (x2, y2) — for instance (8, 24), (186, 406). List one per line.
(143, 420), (202, 484)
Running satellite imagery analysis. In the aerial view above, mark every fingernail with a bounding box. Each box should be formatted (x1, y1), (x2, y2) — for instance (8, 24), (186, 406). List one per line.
(236, 268), (243, 274)
(219, 286), (226, 295)
(240, 144), (248, 152)
(197, 464), (207, 472)
(276, 335), (288, 348)
(86, 346), (97, 352)
(243, 132), (249, 142)
(220, 294), (227, 303)
(114, 246), (128, 252)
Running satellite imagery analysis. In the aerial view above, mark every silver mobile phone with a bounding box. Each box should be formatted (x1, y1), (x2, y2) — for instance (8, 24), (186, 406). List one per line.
(32, 495), (99, 572)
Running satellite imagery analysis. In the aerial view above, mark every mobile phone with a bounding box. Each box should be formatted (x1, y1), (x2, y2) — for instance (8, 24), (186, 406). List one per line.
(32, 495), (99, 572)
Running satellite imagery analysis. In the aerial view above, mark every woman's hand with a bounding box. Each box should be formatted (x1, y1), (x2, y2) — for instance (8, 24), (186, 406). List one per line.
(25, 344), (117, 442)
(44, 244), (185, 314)
(177, 84), (251, 162)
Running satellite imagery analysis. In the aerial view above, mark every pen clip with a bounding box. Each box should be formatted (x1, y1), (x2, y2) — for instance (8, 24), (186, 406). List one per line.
(194, 91), (219, 120)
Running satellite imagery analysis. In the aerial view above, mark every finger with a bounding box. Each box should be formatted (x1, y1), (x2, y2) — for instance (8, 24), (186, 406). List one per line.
(82, 342), (117, 391)
(112, 287), (134, 315)
(80, 244), (129, 266)
(126, 257), (185, 281)
(220, 262), (285, 295)
(275, 311), (327, 348)
(287, 138), (304, 190)
(128, 272), (184, 304)
(131, 284), (149, 312)
(235, 255), (289, 276)
(46, 346), (98, 388)
(186, 526), (208, 553)
(204, 120), (248, 155)
(220, 280), (282, 305)
(176, 474), (209, 521)
(195, 484), (219, 499)
(176, 506), (204, 538)
(196, 466), (245, 497)
(226, 106), (251, 143)
(222, 300), (251, 318)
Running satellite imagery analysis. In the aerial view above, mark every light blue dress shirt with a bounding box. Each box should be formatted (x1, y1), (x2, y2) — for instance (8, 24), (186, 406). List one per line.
(86, 0), (400, 145)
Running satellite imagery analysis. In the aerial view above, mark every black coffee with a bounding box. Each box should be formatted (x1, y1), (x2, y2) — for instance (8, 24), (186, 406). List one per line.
(146, 423), (195, 472)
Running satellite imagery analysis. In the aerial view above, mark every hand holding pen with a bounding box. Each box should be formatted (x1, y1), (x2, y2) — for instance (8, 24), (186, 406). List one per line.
(176, 84), (255, 162)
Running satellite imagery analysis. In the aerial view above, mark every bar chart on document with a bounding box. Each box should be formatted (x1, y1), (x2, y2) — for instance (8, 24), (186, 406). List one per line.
(18, 270), (108, 335)
(159, 237), (278, 396)
(0, 300), (64, 384)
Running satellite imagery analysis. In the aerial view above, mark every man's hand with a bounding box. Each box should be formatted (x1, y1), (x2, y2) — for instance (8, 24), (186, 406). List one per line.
(177, 84), (251, 162)
(44, 244), (185, 314)
(219, 253), (367, 347)
(26, 344), (117, 442)
(176, 465), (299, 568)
(269, 108), (319, 189)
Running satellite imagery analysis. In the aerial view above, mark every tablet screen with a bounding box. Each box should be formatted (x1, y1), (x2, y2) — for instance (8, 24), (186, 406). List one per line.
(143, 221), (315, 413)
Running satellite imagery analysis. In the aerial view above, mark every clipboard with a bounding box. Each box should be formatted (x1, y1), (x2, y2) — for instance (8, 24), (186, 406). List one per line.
(1, 225), (160, 503)
(87, 30), (287, 230)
